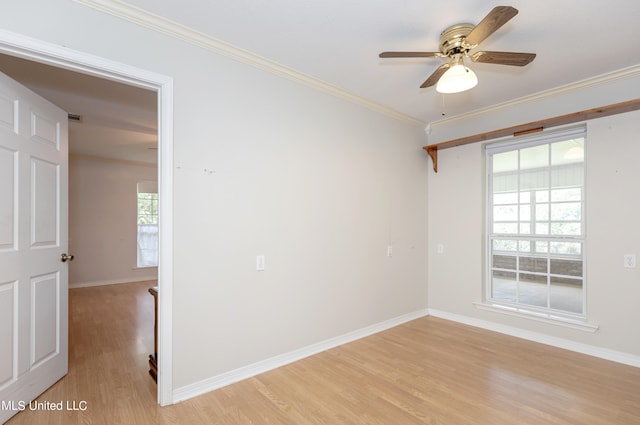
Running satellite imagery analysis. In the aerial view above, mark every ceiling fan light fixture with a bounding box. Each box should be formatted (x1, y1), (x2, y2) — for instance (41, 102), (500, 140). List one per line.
(436, 63), (478, 93)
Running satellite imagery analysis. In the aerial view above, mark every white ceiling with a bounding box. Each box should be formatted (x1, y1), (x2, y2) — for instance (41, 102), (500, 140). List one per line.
(0, 53), (158, 164)
(124, 0), (640, 122)
(1, 0), (639, 163)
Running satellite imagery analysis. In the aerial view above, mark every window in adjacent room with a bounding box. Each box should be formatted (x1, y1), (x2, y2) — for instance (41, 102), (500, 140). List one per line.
(486, 126), (585, 318)
(137, 181), (158, 268)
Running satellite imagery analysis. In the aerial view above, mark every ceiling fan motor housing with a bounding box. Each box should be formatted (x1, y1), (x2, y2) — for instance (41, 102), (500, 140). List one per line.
(439, 24), (475, 56)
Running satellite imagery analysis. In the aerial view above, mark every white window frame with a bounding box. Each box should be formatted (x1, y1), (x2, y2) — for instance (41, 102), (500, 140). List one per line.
(137, 181), (159, 268)
(485, 126), (587, 321)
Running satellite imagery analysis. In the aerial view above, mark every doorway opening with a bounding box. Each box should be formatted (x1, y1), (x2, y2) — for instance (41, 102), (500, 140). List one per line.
(0, 30), (174, 406)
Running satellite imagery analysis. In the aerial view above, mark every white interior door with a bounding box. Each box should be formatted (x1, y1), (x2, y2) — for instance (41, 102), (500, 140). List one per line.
(0, 70), (69, 423)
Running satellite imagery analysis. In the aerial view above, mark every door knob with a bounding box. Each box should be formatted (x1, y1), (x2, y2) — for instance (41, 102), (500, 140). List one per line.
(61, 253), (75, 262)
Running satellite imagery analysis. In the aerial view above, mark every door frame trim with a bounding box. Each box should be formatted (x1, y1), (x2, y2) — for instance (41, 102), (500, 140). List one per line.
(0, 28), (174, 406)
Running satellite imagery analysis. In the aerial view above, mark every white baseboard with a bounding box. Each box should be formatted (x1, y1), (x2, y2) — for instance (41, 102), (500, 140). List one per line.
(428, 308), (640, 368)
(172, 308), (429, 403)
(70, 276), (157, 288)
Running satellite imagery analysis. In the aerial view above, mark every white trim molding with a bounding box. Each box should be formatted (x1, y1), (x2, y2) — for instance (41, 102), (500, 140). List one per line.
(428, 65), (640, 130)
(473, 302), (598, 333)
(70, 277), (157, 289)
(173, 309), (429, 403)
(429, 309), (640, 368)
(71, 0), (424, 127)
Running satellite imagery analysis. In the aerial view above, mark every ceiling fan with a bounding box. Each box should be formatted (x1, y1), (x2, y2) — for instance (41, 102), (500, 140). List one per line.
(379, 6), (536, 93)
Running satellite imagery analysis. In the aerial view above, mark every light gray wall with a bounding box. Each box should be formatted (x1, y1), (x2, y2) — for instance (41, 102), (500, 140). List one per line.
(68, 156), (158, 287)
(170, 65), (429, 387)
(426, 69), (640, 357)
(1, 0), (429, 391)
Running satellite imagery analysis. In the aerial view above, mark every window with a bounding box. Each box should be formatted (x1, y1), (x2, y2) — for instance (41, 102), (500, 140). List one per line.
(137, 181), (158, 268)
(486, 127), (585, 318)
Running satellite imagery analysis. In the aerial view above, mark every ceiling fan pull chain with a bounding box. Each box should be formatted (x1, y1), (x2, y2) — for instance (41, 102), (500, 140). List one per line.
(441, 94), (446, 116)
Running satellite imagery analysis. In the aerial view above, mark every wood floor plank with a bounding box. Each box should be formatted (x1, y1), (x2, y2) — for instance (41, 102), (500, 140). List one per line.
(6, 281), (640, 424)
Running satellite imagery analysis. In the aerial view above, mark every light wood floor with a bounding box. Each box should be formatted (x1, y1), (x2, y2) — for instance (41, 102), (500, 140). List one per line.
(7, 281), (640, 424)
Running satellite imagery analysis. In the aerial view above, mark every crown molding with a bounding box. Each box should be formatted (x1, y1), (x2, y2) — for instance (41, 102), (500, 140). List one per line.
(72, 0), (425, 126)
(429, 64), (640, 129)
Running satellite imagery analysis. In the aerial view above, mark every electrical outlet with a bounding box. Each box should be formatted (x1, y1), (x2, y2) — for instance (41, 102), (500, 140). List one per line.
(256, 255), (265, 271)
(624, 254), (636, 269)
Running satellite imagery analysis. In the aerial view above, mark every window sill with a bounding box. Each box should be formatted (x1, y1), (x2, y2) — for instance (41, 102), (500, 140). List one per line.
(133, 266), (158, 271)
(473, 302), (599, 333)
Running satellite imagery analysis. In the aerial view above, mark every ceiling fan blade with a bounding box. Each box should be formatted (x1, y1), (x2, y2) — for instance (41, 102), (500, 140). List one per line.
(420, 63), (450, 88)
(471, 51), (536, 66)
(379, 51), (440, 58)
(465, 6), (518, 46)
